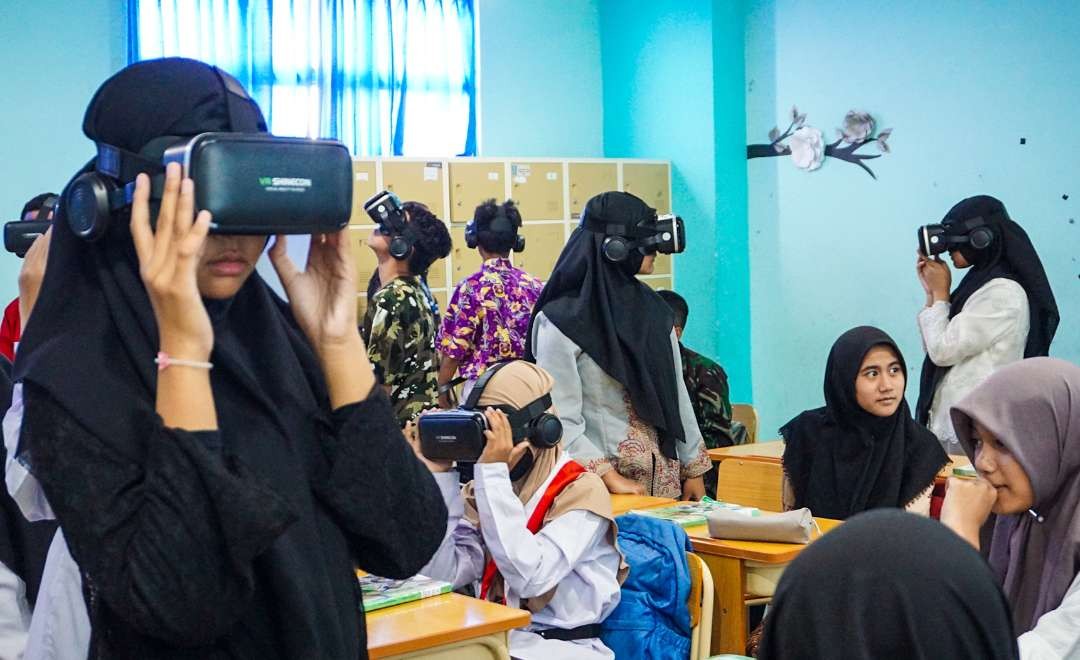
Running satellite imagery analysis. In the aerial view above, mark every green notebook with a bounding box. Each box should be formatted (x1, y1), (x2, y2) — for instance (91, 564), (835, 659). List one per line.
(357, 573), (452, 612)
(630, 497), (760, 528)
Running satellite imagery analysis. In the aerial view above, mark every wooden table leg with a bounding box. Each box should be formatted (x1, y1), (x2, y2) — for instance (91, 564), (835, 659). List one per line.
(701, 554), (747, 655)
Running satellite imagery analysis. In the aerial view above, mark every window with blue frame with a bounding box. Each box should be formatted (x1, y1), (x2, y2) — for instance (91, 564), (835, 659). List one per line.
(129, 0), (476, 156)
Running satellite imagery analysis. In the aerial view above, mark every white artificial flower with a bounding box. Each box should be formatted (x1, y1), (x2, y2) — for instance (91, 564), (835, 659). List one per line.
(789, 126), (825, 171)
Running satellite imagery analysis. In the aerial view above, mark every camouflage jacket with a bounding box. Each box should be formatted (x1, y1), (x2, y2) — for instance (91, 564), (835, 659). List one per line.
(680, 343), (743, 448)
(362, 275), (439, 424)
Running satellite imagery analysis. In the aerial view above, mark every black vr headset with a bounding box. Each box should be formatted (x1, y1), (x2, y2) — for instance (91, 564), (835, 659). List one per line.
(417, 362), (563, 463)
(363, 190), (417, 260)
(917, 215), (996, 257)
(4, 195), (57, 257)
(464, 203), (525, 253)
(62, 132), (353, 242)
(602, 212), (686, 263)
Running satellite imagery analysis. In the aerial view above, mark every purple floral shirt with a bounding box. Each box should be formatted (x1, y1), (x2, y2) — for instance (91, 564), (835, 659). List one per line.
(437, 258), (544, 381)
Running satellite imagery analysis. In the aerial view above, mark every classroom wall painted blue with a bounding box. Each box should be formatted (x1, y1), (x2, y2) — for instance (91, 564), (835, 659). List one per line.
(745, 0), (1080, 439)
(0, 0), (127, 302)
(598, 0), (753, 402)
(476, 0), (604, 157)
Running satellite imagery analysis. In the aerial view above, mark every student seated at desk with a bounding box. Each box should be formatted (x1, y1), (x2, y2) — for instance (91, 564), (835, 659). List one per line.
(941, 358), (1080, 660)
(780, 326), (947, 519)
(409, 361), (627, 660)
(757, 509), (1018, 659)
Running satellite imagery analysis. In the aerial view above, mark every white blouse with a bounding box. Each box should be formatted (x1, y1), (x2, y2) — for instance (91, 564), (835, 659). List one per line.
(1019, 573), (1080, 660)
(917, 278), (1029, 454)
(421, 455), (623, 660)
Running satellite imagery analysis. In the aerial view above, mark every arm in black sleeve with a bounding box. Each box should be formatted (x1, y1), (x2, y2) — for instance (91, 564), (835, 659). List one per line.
(316, 388), (447, 578)
(20, 382), (297, 646)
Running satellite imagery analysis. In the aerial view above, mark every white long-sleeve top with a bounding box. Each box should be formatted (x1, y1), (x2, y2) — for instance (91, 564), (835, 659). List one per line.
(420, 454), (623, 660)
(917, 278), (1029, 454)
(530, 313), (711, 497)
(3, 384), (90, 660)
(1019, 573), (1080, 660)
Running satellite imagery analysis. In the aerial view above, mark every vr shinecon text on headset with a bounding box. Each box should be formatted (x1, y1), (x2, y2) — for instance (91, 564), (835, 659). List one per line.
(6, 132), (354, 252)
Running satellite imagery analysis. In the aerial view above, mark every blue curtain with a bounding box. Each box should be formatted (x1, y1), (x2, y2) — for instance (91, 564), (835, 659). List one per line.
(129, 0), (476, 157)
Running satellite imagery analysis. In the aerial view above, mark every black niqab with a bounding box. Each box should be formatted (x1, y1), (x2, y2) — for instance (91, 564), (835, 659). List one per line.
(781, 327), (947, 520)
(525, 192), (685, 459)
(757, 509), (1019, 660)
(916, 195), (1059, 424)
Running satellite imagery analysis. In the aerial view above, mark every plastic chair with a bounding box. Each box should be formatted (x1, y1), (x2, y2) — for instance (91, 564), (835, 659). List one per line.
(731, 404), (759, 444)
(687, 552), (714, 660)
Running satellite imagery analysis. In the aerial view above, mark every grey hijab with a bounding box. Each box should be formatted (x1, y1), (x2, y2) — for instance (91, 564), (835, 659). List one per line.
(951, 357), (1080, 633)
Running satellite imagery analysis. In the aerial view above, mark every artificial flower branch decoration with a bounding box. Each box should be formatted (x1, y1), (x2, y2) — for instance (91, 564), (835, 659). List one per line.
(747, 107), (892, 179)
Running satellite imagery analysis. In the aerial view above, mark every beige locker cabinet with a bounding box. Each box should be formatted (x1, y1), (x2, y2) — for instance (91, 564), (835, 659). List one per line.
(425, 257), (448, 290)
(510, 162), (564, 221)
(622, 163), (670, 214)
(514, 224), (566, 281)
(350, 160), (378, 225)
(349, 226), (379, 294)
(382, 160), (447, 219)
(449, 227), (484, 284)
(641, 276), (673, 291)
(356, 296), (368, 324)
(568, 162), (618, 219)
(433, 290), (449, 317)
(449, 162), (505, 224)
(652, 252), (673, 276)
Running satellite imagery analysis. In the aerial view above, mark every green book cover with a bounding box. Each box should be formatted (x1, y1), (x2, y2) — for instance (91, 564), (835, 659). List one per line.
(357, 573), (452, 612)
(630, 498), (760, 528)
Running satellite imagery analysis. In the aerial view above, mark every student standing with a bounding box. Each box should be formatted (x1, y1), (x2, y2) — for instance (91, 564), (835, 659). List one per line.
(15, 58), (446, 659)
(781, 327), (947, 519)
(436, 199), (543, 407)
(527, 192), (709, 500)
(915, 195), (1058, 454)
(362, 202), (452, 424)
(941, 358), (1080, 659)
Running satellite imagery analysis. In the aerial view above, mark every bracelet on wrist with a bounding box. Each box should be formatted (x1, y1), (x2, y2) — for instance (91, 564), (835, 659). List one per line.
(155, 351), (214, 372)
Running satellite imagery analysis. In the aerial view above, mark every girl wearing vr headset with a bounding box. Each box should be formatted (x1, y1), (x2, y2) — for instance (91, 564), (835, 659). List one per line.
(915, 196), (1058, 454)
(10, 59), (446, 659)
(406, 360), (626, 660)
(527, 192), (710, 500)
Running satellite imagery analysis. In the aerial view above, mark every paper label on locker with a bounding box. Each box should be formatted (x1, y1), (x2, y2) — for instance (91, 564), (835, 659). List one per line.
(355, 172), (369, 181)
(423, 167), (439, 181)
(546, 172), (558, 181)
(487, 171), (500, 181)
(511, 164), (531, 178)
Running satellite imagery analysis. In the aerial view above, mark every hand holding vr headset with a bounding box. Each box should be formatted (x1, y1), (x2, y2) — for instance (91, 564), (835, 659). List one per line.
(916, 215), (993, 305)
(415, 361), (564, 464)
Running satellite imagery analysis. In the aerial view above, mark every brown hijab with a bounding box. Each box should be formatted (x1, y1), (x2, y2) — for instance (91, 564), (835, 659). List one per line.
(951, 357), (1080, 633)
(461, 361), (626, 608)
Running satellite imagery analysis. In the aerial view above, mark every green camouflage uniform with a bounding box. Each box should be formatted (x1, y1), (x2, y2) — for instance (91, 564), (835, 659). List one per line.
(680, 343), (747, 499)
(362, 275), (439, 424)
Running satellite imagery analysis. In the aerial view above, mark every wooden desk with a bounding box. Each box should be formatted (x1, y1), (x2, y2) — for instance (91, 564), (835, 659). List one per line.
(367, 593), (530, 659)
(684, 516), (841, 655)
(708, 441), (784, 465)
(937, 454), (973, 484)
(610, 494), (676, 515)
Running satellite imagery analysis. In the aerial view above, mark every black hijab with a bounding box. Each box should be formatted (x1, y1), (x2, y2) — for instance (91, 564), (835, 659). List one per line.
(14, 59), (363, 658)
(916, 195), (1059, 424)
(757, 509), (1019, 660)
(781, 326), (947, 520)
(525, 192), (685, 459)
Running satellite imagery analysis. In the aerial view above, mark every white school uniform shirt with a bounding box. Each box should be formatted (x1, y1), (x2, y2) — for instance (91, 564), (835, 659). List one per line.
(420, 453), (623, 660)
(3, 383), (90, 660)
(917, 278), (1029, 454)
(1019, 573), (1080, 660)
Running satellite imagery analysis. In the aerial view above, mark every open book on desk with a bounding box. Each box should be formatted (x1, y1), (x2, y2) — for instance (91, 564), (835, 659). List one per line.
(629, 497), (760, 528)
